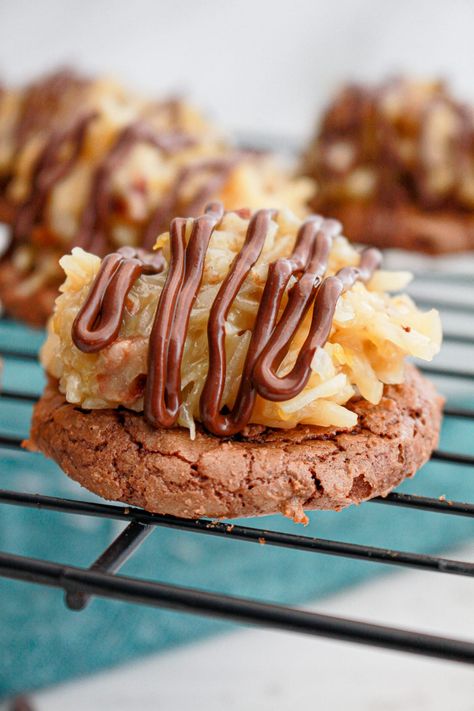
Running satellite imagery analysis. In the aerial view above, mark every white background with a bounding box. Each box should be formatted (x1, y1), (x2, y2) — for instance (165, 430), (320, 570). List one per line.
(0, 1), (473, 707)
(2, 0), (474, 141)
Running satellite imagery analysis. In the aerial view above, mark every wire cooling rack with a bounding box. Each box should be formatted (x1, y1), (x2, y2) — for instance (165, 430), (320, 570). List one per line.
(0, 268), (473, 666)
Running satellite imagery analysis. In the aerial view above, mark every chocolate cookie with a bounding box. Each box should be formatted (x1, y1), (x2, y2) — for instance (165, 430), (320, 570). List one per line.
(26, 365), (443, 521)
(0, 70), (226, 326)
(0, 258), (58, 327)
(0, 69), (313, 327)
(302, 77), (474, 253)
(320, 203), (474, 254)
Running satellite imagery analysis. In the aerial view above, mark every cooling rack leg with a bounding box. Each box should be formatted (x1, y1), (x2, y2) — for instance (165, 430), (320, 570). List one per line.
(65, 521), (153, 611)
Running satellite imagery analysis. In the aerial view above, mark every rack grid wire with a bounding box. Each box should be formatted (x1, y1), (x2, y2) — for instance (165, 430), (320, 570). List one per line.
(0, 268), (473, 666)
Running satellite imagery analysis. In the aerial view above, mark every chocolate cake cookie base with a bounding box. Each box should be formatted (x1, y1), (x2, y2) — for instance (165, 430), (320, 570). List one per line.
(312, 202), (474, 254)
(0, 258), (58, 327)
(26, 366), (443, 520)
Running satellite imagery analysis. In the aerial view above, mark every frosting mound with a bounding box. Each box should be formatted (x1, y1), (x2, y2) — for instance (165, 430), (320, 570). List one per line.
(42, 208), (441, 437)
(1, 69), (313, 305)
(303, 77), (474, 212)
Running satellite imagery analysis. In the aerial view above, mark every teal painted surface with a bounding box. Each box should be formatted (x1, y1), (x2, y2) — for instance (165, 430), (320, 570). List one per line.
(0, 322), (473, 698)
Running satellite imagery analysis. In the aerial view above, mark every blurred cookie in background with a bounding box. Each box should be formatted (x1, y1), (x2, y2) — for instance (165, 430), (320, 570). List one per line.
(300, 77), (474, 254)
(0, 68), (313, 327)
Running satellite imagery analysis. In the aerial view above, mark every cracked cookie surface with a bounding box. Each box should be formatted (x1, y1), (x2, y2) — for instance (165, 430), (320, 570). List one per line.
(26, 364), (443, 520)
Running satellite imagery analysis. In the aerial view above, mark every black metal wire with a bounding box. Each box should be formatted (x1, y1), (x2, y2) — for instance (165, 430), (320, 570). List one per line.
(1, 390), (38, 403)
(1, 550), (474, 664)
(443, 333), (474, 346)
(65, 521), (153, 610)
(0, 490), (474, 577)
(1, 489), (473, 576)
(0, 433), (25, 449)
(370, 492), (474, 517)
(430, 450), (474, 466)
(443, 405), (474, 418)
(0, 349), (38, 361)
(0, 269), (473, 664)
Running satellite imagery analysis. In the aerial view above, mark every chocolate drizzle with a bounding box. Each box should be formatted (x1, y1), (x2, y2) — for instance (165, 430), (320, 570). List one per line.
(12, 111), (97, 243)
(309, 77), (474, 212)
(252, 249), (381, 403)
(14, 68), (90, 151)
(140, 155), (242, 250)
(144, 201), (225, 427)
(72, 203), (381, 437)
(72, 246), (164, 353)
(0, 70), (93, 246)
(4, 70), (240, 263)
(74, 122), (197, 255)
